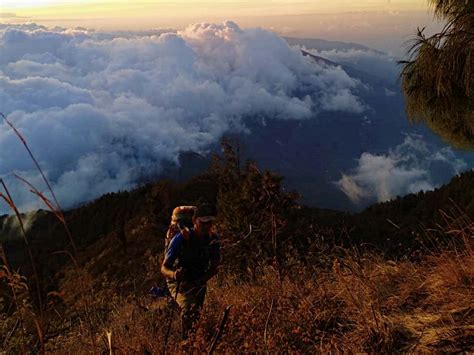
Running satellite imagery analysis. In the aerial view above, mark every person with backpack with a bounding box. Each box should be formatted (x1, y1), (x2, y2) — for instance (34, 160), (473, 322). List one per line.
(161, 203), (221, 339)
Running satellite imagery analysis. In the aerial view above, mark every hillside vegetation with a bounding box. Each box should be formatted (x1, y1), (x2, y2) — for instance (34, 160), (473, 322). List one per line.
(0, 142), (473, 353)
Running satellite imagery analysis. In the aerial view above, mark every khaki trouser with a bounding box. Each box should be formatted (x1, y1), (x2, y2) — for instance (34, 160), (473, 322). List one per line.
(167, 280), (207, 339)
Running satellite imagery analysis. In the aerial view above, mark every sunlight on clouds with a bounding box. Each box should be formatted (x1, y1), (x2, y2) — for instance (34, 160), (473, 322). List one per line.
(1, 1), (436, 55)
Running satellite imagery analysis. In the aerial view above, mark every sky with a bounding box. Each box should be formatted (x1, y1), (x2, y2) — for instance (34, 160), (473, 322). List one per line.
(0, 0), (443, 54)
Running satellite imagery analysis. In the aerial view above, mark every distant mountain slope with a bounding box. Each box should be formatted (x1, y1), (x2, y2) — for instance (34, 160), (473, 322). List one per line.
(2, 167), (473, 288)
(285, 36), (382, 53)
(232, 69), (417, 211)
(300, 49), (339, 66)
(230, 43), (473, 211)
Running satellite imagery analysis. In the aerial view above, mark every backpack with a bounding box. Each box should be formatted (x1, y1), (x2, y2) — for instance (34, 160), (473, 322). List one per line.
(164, 205), (196, 248)
(150, 206), (196, 299)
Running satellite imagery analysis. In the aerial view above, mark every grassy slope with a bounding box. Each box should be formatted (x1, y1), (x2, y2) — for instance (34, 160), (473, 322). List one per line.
(1, 171), (474, 352)
(47, 233), (473, 353)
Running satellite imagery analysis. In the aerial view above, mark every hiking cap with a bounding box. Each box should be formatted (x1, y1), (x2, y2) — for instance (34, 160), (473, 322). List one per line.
(194, 203), (217, 223)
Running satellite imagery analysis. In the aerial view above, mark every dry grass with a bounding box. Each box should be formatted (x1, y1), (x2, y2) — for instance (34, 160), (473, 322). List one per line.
(41, 226), (473, 354)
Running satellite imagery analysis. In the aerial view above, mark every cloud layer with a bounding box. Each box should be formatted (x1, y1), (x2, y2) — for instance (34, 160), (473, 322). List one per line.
(301, 47), (400, 82)
(336, 135), (467, 205)
(0, 22), (365, 212)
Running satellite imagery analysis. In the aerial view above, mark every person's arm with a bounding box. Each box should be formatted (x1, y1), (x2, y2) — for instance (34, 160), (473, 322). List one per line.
(161, 234), (184, 280)
(161, 264), (175, 280)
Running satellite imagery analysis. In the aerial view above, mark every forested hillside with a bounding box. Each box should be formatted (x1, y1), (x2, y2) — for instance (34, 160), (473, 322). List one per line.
(349, 170), (474, 253)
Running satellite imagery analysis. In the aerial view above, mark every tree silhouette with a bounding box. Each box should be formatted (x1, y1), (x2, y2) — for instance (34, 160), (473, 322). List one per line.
(401, 0), (474, 149)
(211, 138), (300, 276)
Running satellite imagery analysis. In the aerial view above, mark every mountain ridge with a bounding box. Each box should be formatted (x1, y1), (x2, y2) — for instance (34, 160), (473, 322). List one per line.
(1, 165), (473, 278)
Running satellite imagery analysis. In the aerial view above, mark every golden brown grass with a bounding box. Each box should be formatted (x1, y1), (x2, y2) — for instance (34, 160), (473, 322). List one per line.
(41, 226), (473, 354)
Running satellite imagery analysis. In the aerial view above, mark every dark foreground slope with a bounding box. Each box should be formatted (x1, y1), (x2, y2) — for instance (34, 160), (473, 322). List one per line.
(1, 167), (473, 294)
(1, 166), (473, 353)
(1, 173), (219, 294)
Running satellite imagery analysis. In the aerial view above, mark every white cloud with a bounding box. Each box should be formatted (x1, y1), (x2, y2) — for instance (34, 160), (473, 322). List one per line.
(301, 47), (400, 82)
(0, 21), (365, 213)
(336, 134), (468, 205)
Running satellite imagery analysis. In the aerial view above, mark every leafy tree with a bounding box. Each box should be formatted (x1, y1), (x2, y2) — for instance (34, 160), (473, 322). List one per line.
(401, 0), (474, 148)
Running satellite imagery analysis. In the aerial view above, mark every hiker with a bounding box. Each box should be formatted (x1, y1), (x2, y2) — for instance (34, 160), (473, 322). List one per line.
(161, 203), (221, 339)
